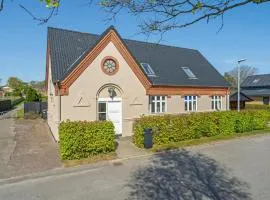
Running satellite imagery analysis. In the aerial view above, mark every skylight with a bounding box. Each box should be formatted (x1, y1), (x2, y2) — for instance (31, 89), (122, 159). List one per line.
(140, 63), (156, 76)
(182, 67), (197, 79)
(253, 79), (260, 84)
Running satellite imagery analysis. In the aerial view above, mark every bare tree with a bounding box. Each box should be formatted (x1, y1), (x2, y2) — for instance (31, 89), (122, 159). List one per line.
(99, 0), (270, 34)
(0, 0), (269, 33)
(224, 66), (258, 90)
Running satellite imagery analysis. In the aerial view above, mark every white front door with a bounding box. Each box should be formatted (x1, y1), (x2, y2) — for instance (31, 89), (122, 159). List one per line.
(107, 101), (122, 135)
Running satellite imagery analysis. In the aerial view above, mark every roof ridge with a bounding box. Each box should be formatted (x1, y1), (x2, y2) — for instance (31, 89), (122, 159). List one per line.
(247, 74), (270, 77)
(48, 26), (100, 36)
(47, 26), (198, 52)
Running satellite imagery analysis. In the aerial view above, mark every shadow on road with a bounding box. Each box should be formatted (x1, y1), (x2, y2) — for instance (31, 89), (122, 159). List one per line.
(127, 149), (251, 200)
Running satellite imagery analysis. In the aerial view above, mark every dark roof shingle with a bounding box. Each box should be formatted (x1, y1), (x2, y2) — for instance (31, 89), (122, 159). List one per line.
(241, 74), (270, 88)
(48, 27), (229, 87)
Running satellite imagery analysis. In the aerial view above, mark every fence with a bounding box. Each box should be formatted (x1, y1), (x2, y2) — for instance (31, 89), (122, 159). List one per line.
(24, 102), (48, 114)
(0, 100), (12, 112)
(12, 97), (24, 107)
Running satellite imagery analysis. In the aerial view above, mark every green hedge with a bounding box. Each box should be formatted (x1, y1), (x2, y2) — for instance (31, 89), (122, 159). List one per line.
(59, 120), (115, 160)
(133, 110), (270, 148)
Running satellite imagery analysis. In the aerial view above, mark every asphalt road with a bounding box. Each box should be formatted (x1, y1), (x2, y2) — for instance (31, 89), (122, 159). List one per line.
(0, 134), (270, 200)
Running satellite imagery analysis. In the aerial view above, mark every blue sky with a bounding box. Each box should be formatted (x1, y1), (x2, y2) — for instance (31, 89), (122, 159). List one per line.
(0, 0), (269, 84)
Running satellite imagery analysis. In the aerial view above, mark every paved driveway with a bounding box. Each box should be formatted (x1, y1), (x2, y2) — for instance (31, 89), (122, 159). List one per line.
(0, 134), (269, 200)
(0, 118), (61, 179)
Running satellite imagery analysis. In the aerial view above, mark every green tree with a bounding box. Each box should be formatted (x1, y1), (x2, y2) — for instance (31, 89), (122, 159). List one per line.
(7, 77), (26, 97)
(224, 66), (258, 91)
(29, 80), (45, 92)
(25, 87), (41, 102)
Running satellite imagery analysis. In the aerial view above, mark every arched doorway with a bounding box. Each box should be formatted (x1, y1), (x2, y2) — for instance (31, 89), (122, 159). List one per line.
(96, 84), (123, 135)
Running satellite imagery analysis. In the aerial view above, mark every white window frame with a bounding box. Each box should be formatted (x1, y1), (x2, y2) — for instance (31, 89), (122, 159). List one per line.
(184, 96), (197, 112)
(149, 96), (167, 114)
(211, 96), (222, 110)
(97, 101), (107, 121)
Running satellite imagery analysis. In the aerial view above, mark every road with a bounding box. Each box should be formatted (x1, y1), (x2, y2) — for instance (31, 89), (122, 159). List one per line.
(0, 134), (270, 200)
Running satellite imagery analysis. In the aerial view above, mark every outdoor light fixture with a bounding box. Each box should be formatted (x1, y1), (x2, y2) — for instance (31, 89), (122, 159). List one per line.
(108, 87), (116, 99)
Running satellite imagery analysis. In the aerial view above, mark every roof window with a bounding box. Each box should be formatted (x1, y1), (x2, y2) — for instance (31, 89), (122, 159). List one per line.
(182, 67), (197, 79)
(253, 79), (260, 84)
(140, 63), (156, 76)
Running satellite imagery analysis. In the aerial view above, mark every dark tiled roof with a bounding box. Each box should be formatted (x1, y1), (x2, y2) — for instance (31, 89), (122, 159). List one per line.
(241, 74), (270, 88)
(47, 27), (229, 87)
(242, 88), (270, 97)
(230, 92), (253, 102)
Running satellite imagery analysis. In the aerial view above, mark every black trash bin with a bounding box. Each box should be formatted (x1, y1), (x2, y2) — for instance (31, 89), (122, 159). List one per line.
(144, 128), (153, 149)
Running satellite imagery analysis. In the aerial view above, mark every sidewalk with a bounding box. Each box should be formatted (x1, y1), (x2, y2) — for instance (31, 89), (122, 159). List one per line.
(115, 137), (150, 159)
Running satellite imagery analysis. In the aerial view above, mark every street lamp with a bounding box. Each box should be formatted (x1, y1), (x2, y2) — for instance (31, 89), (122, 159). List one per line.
(237, 59), (247, 112)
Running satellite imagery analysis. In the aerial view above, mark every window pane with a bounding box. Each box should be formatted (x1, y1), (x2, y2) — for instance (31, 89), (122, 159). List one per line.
(162, 96), (165, 101)
(151, 102), (155, 113)
(193, 100), (196, 111)
(157, 102), (161, 113)
(98, 102), (106, 112)
(189, 101), (192, 111)
(162, 102), (165, 112)
(218, 101), (221, 110)
(185, 101), (188, 111)
(185, 96), (188, 101)
(212, 101), (215, 110)
(156, 96), (160, 101)
(98, 113), (106, 121)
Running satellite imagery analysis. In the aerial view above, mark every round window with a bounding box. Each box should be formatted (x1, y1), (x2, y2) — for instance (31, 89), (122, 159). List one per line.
(101, 57), (119, 75)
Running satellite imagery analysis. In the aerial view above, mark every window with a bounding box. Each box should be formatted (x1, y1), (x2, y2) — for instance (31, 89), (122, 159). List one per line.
(184, 96), (197, 111)
(101, 57), (119, 75)
(182, 67), (197, 79)
(98, 102), (107, 120)
(149, 96), (167, 113)
(140, 63), (156, 76)
(253, 79), (260, 84)
(211, 96), (222, 110)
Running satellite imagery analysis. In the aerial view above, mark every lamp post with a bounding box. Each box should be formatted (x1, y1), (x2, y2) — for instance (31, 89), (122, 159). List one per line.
(237, 59), (247, 112)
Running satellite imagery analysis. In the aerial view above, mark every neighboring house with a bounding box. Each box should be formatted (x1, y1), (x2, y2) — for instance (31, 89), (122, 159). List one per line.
(241, 74), (270, 105)
(2, 86), (13, 94)
(46, 26), (230, 141)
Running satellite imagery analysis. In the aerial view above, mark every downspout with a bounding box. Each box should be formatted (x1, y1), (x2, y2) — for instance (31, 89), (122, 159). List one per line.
(56, 80), (61, 125)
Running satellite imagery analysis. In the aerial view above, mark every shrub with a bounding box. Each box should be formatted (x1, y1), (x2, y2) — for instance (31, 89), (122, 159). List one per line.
(133, 110), (270, 148)
(59, 120), (115, 160)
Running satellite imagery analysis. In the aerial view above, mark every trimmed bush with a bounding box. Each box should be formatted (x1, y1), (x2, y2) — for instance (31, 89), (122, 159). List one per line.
(133, 110), (270, 148)
(59, 120), (115, 160)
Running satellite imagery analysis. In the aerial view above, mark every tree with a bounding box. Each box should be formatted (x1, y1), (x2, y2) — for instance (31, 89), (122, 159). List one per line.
(224, 66), (258, 91)
(29, 81), (45, 92)
(1, 0), (269, 33)
(25, 87), (41, 102)
(7, 77), (26, 96)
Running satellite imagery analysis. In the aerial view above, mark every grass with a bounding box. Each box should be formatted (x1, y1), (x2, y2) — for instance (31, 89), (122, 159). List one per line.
(16, 108), (24, 119)
(62, 152), (117, 168)
(152, 129), (270, 152)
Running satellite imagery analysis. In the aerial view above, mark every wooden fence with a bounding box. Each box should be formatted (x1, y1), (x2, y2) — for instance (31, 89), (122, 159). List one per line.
(24, 102), (48, 114)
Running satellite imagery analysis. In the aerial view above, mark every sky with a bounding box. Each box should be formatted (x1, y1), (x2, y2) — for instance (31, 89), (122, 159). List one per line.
(0, 0), (269, 84)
